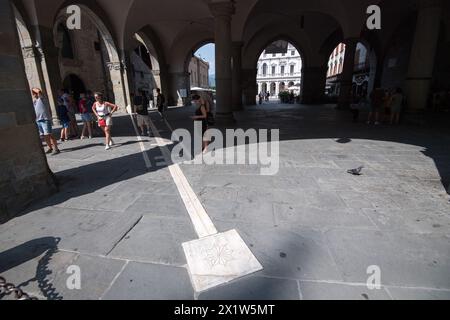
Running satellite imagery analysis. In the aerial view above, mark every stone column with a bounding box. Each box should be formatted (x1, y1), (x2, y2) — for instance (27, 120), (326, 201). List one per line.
(209, 1), (235, 124)
(301, 66), (327, 104)
(0, 0), (57, 222)
(34, 26), (62, 121)
(404, 0), (442, 112)
(337, 39), (357, 109)
(232, 41), (243, 111)
(106, 61), (128, 109)
(242, 68), (257, 106)
(168, 71), (190, 106)
(20, 45), (46, 91)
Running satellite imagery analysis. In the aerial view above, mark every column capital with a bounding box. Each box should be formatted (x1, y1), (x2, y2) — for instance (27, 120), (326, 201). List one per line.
(209, 1), (235, 18)
(107, 61), (123, 71)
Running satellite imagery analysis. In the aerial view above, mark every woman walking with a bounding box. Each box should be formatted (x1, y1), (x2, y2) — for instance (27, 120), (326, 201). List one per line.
(191, 94), (210, 152)
(92, 92), (118, 150)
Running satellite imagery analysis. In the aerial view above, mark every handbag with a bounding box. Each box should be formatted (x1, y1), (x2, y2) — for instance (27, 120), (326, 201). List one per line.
(98, 118), (107, 127)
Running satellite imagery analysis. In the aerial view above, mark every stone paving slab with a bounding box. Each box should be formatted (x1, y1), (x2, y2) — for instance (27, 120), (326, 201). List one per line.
(273, 204), (375, 229)
(386, 287), (450, 300)
(102, 262), (194, 300)
(363, 208), (450, 234)
(0, 207), (142, 256)
(108, 216), (197, 266)
(325, 228), (450, 289)
(199, 275), (300, 300)
(215, 222), (344, 282)
(126, 194), (189, 219)
(299, 282), (391, 300)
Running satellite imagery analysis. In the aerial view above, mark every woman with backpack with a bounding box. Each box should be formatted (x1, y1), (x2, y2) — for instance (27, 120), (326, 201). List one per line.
(91, 92), (118, 150)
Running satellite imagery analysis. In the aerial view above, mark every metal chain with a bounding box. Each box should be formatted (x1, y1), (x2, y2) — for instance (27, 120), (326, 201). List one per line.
(0, 276), (38, 300)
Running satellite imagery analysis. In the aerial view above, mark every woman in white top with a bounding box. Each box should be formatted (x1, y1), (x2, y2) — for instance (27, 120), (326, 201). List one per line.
(92, 92), (118, 150)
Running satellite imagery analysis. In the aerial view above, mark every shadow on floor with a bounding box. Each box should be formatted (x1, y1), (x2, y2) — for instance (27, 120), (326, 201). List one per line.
(0, 237), (62, 300)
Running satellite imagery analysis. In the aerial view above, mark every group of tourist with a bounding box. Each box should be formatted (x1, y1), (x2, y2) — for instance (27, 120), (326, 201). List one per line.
(350, 87), (405, 125)
(32, 87), (168, 155)
(258, 91), (271, 104)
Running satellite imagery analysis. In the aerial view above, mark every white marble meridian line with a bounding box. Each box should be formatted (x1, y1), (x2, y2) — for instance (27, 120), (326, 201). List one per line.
(147, 115), (218, 238)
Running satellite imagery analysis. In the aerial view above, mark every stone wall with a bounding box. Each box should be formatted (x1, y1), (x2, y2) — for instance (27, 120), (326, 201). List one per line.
(58, 17), (109, 96)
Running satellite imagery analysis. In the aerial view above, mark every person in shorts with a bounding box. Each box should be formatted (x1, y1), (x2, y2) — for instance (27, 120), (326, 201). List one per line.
(33, 88), (60, 155)
(56, 98), (70, 142)
(92, 92), (118, 150)
(79, 93), (93, 139)
(134, 90), (151, 136)
(368, 88), (385, 125)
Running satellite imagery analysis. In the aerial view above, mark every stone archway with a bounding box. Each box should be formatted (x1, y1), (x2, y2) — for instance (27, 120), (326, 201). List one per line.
(53, 4), (128, 108)
(63, 74), (86, 101)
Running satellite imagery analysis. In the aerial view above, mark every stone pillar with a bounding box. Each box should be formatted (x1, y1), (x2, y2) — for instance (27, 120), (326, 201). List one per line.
(34, 26), (62, 121)
(0, 0), (57, 222)
(301, 66), (327, 104)
(232, 41), (243, 111)
(20, 45), (46, 91)
(242, 68), (257, 106)
(337, 39), (357, 109)
(404, 0), (442, 112)
(209, 1), (235, 124)
(168, 71), (190, 106)
(106, 61), (128, 109)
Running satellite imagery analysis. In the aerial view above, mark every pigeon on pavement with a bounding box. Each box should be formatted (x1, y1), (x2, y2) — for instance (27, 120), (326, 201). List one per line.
(347, 166), (364, 176)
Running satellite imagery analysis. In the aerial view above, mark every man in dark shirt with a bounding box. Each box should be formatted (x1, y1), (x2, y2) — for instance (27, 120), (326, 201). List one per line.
(156, 88), (166, 119)
(134, 90), (150, 136)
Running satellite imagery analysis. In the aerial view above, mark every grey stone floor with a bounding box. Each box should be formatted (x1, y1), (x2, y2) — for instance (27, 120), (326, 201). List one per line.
(1, 104), (449, 300)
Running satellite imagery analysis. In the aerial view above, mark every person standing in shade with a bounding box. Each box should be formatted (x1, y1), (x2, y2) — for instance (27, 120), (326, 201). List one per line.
(390, 88), (404, 125)
(134, 90), (151, 136)
(56, 97), (70, 142)
(92, 92), (118, 150)
(368, 88), (384, 125)
(156, 88), (166, 119)
(78, 93), (93, 139)
(32, 88), (60, 155)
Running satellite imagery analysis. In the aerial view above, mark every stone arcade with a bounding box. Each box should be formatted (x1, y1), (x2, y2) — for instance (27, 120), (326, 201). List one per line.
(1, 0), (449, 222)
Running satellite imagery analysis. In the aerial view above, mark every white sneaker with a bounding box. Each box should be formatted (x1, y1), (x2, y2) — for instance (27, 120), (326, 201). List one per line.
(109, 139), (114, 146)
(80, 136), (85, 140)
(105, 145), (111, 150)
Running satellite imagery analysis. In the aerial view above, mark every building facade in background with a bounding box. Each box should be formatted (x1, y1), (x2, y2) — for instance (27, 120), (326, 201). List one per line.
(256, 42), (302, 97)
(189, 55), (210, 89)
(326, 42), (370, 97)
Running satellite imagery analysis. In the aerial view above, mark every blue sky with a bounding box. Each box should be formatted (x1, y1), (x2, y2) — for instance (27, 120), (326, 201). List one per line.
(195, 43), (215, 76)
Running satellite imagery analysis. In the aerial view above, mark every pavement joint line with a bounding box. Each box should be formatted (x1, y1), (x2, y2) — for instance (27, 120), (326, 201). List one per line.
(297, 280), (303, 300)
(128, 113), (153, 169)
(106, 215), (144, 256)
(296, 279), (450, 292)
(99, 260), (129, 300)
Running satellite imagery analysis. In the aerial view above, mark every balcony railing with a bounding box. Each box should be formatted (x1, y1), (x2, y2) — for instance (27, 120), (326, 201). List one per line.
(257, 72), (302, 78)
